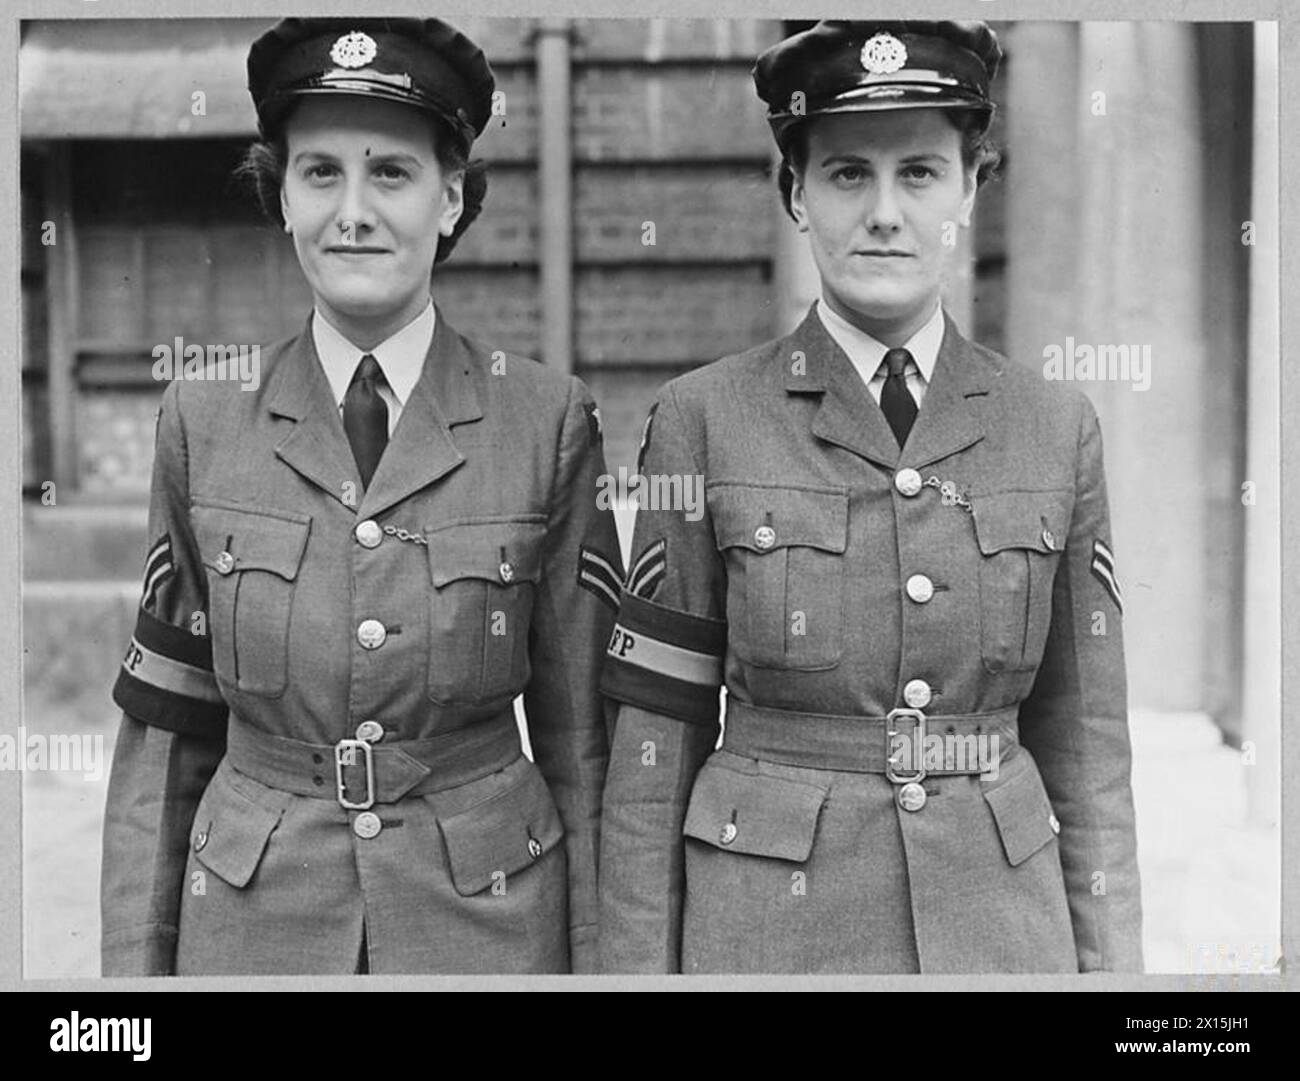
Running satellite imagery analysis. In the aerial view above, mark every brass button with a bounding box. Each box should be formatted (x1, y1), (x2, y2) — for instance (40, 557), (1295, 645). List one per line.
(898, 782), (927, 812)
(193, 830), (209, 852)
(355, 720), (384, 743)
(720, 822), (738, 845)
(1049, 813), (1061, 835)
(753, 526), (776, 550)
(499, 561), (515, 583)
(355, 520), (383, 549)
(353, 812), (382, 840)
(213, 551), (235, 575)
(1042, 527), (1057, 550)
(356, 619), (387, 650)
(903, 679), (932, 709)
(894, 468), (923, 497)
(906, 574), (934, 604)
(527, 837), (543, 859)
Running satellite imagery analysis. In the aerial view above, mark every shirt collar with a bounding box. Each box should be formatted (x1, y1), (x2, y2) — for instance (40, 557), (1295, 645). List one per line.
(312, 299), (436, 408)
(815, 297), (944, 383)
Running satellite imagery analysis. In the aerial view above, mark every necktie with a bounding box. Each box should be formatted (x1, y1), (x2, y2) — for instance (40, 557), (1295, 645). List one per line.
(880, 347), (918, 448)
(342, 354), (388, 488)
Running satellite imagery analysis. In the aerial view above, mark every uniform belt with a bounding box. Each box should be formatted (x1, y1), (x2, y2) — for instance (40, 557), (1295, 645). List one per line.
(722, 700), (1020, 778)
(224, 711), (522, 807)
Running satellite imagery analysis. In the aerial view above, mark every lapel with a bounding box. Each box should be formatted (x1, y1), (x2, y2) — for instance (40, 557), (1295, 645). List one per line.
(795, 304), (995, 471)
(268, 320), (364, 508)
(268, 308), (481, 517)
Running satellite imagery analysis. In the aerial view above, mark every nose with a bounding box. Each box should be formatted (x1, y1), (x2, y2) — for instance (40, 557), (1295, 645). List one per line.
(335, 170), (377, 242)
(864, 175), (904, 237)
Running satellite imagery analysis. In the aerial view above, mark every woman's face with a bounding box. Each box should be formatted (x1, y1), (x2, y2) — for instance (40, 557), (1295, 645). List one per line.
(280, 95), (464, 339)
(790, 109), (976, 341)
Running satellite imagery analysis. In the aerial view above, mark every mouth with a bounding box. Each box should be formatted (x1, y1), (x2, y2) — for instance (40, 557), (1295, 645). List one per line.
(325, 246), (391, 256)
(855, 250), (914, 258)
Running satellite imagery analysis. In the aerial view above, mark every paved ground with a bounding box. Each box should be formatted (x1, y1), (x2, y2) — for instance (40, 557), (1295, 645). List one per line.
(21, 700), (1278, 978)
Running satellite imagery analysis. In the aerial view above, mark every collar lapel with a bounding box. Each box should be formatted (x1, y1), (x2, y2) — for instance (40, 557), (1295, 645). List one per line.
(356, 307), (479, 519)
(269, 323), (364, 508)
(796, 306), (901, 469)
(900, 317), (992, 470)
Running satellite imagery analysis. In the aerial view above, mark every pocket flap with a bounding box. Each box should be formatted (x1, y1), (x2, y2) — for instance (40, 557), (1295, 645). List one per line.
(982, 764), (1060, 867)
(683, 762), (827, 861)
(971, 491), (1070, 556)
(437, 761), (565, 896)
(191, 772), (283, 888)
(192, 502), (310, 580)
(708, 484), (848, 555)
(427, 518), (547, 587)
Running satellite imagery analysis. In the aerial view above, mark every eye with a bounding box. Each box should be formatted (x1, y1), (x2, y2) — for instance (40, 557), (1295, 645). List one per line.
(829, 164), (868, 186)
(302, 162), (339, 183)
(373, 162), (412, 183)
(901, 164), (938, 184)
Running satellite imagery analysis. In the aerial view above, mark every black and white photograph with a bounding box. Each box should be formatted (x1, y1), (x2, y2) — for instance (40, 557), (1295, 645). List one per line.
(6, 0), (1292, 1007)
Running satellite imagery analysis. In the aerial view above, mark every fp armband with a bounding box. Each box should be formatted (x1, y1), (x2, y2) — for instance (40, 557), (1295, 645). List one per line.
(600, 592), (725, 726)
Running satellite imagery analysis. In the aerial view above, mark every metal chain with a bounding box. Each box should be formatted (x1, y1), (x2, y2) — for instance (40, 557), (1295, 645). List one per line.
(382, 525), (428, 546)
(923, 475), (973, 513)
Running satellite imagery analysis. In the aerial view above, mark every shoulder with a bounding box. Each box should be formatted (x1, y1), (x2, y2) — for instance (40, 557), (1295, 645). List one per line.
(974, 338), (1097, 430)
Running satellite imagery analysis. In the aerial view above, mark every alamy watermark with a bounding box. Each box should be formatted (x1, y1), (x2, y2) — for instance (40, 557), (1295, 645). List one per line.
(0, 726), (104, 781)
(597, 467), (704, 522)
(1042, 338), (1151, 392)
(152, 337), (261, 392)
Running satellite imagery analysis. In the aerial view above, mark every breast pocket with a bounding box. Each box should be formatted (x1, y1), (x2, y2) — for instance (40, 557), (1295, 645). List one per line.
(425, 517), (546, 705)
(709, 484), (848, 671)
(970, 491), (1071, 673)
(192, 501), (311, 697)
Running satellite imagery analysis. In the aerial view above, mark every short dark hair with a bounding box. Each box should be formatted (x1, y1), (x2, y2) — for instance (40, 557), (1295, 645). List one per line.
(776, 110), (1002, 221)
(235, 106), (487, 264)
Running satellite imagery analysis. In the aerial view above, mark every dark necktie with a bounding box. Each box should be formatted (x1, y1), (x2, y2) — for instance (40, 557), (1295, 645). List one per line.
(880, 347), (918, 448)
(342, 354), (388, 488)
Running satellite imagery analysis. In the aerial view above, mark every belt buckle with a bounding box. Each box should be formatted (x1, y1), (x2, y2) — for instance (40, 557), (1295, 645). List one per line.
(885, 707), (927, 784)
(335, 738), (375, 810)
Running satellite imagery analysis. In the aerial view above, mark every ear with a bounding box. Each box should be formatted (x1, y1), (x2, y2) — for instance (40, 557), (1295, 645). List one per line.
(956, 166), (977, 228)
(789, 168), (810, 233)
(438, 170), (466, 238)
(279, 183), (292, 230)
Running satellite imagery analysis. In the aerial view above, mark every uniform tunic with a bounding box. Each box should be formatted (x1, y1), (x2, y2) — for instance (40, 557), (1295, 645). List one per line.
(102, 309), (622, 975)
(599, 306), (1143, 974)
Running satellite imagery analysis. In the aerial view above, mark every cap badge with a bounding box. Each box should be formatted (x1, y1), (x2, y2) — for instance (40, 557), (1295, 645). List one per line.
(860, 32), (908, 75)
(331, 31), (378, 70)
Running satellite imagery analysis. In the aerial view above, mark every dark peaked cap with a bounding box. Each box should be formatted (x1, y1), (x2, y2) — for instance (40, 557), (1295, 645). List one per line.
(754, 20), (1002, 149)
(247, 17), (496, 149)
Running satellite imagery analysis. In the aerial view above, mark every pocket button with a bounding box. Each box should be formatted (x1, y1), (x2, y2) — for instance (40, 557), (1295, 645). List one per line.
(213, 551), (235, 575)
(720, 821), (738, 845)
(498, 561), (515, 583)
(753, 525), (776, 550)
(1048, 812), (1061, 835)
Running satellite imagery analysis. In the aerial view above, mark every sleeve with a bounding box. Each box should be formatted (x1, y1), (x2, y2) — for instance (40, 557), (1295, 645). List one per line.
(1018, 397), (1143, 973)
(101, 381), (227, 976)
(597, 383), (727, 973)
(522, 378), (623, 975)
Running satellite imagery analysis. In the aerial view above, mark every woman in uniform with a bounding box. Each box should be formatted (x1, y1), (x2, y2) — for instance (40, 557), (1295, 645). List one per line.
(100, 17), (622, 975)
(598, 20), (1143, 973)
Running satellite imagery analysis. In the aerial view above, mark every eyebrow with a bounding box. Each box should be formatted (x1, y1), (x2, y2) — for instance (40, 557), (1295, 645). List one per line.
(290, 150), (425, 168)
(819, 152), (952, 166)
